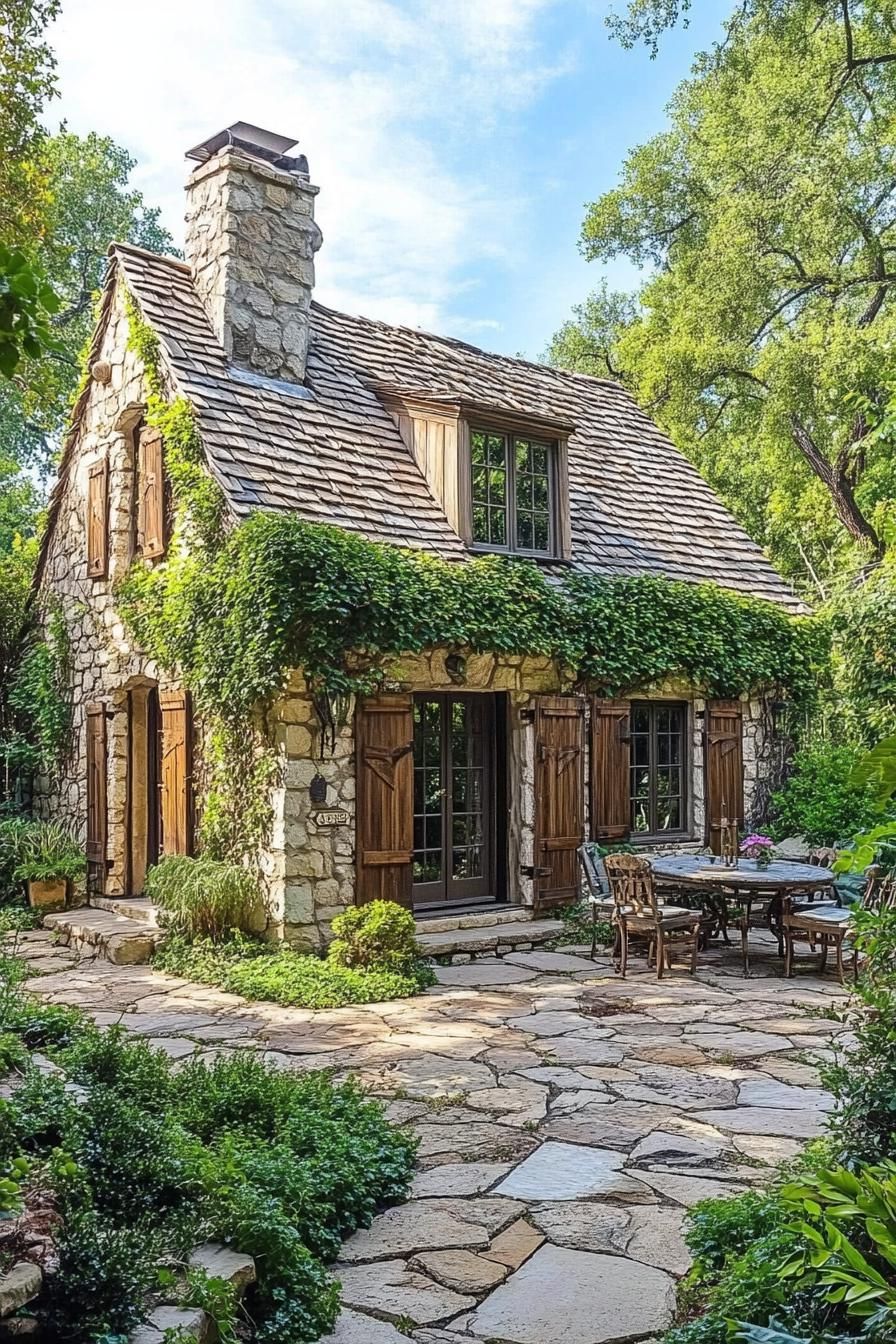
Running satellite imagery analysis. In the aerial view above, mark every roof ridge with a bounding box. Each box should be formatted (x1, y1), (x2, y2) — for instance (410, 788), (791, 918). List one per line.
(109, 240), (192, 273)
(309, 300), (622, 392)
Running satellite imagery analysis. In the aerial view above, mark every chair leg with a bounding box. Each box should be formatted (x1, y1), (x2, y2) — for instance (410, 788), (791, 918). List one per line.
(656, 927), (665, 980)
(619, 923), (628, 979)
(835, 936), (845, 986)
(591, 906), (597, 961)
(740, 918), (749, 977)
(690, 925), (699, 975)
(784, 926), (794, 978)
(820, 939), (828, 972)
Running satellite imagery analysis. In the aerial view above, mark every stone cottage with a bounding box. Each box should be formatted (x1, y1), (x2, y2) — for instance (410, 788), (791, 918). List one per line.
(34, 123), (803, 950)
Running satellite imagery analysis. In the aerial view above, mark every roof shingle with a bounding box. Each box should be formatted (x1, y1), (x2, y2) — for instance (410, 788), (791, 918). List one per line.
(113, 243), (800, 609)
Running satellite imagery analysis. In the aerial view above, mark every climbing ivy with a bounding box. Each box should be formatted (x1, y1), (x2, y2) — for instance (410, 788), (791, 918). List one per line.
(119, 510), (821, 716)
(120, 287), (822, 860)
(1, 602), (72, 780)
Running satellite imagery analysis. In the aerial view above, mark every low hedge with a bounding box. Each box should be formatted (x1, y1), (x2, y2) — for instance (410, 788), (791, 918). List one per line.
(154, 932), (436, 1009)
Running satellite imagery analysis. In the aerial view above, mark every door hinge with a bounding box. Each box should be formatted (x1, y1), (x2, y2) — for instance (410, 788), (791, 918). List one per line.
(520, 864), (552, 879)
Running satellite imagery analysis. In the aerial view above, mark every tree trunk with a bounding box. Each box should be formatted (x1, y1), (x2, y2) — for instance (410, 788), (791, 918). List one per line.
(789, 414), (883, 555)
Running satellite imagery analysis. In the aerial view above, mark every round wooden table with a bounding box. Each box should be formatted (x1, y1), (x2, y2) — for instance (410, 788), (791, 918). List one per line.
(649, 854), (836, 972)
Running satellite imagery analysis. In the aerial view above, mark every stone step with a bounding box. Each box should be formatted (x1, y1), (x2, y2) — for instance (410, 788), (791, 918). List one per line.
(130, 1244), (256, 1343)
(43, 906), (164, 965)
(416, 917), (564, 961)
(91, 895), (161, 927)
(415, 906), (532, 935)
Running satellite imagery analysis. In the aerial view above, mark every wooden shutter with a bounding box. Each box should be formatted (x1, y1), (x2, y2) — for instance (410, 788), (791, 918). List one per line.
(137, 426), (166, 559)
(705, 699), (744, 853)
(86, 459), (109, 578)
(355, 694), (414, 907)
(159, 691), (193, 856)
(86, 704), (108, 889)
(591, 698), (631, 841)
(534, 695), (585, 913)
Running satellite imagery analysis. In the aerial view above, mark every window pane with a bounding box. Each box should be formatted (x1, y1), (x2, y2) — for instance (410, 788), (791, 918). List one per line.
(491, 506), (506, 546)
(488, 469), (506, 505)
(471, 431), (487, 465)
(472, 504), (489, 544)
(516, 511), (534, 550)
(533, 512), (549, 552)
(629, 702), (686, 835)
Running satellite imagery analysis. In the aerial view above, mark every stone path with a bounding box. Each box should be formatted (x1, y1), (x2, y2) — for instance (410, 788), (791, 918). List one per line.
(10, 928), (851, 1344)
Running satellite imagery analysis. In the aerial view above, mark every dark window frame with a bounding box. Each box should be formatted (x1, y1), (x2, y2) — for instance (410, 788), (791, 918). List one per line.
(468, 425), (558, 558)
(629, 700), (690, 839)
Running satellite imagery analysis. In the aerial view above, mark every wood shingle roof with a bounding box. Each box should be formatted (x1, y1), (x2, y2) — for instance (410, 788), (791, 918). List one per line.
(111, 243), (800, 609)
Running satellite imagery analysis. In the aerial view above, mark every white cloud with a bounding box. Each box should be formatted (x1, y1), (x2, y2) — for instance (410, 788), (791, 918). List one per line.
(47, 0), (570, 335)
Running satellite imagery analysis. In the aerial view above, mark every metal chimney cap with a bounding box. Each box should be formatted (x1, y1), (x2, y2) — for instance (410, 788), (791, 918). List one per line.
(186, 122), (300, 167)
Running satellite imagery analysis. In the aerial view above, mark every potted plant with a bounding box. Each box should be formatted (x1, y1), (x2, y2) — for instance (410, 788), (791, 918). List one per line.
(740, 832), (776, 870)
(13, 822), (86, 911)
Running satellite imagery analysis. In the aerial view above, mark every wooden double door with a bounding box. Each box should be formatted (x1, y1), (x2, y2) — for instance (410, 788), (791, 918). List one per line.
(354, 691), (586, 915)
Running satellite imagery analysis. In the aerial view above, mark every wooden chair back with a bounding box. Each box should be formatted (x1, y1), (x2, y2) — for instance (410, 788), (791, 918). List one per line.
(808, 847), (838, 869)
(864, 865), (896, 912)
(604, 852), (658, 917)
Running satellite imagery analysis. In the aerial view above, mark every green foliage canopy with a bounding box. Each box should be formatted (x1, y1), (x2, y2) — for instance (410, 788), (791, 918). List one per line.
(550, 0), (896, 590)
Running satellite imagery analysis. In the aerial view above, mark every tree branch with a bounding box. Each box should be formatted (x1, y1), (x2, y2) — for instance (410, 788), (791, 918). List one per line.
(789, 412), (882, 554)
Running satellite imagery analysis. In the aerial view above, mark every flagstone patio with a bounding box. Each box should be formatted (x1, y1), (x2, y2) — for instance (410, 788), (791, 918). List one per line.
(12, 929), (850, 1344)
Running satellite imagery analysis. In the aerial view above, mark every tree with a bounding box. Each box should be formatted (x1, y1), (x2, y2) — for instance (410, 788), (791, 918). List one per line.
(550, 0), (896, 589)
(0, 0), (59, 249)
(0, 131), (177, 487)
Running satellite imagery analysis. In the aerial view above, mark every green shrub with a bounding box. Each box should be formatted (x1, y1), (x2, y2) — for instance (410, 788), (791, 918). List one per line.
(3, 976), (416, 1344)
(328, 900), (421, 974)
(40, 1207), (163, 1341)
(823, 905), (896, 1163)
(0, 816), (32, 905)
(145, 854), (262, 939)
(12, 820), (86, 883)
(769, 743), (881, 847)
(155, 932), (435, 1009)
(0, 906), (40, 932)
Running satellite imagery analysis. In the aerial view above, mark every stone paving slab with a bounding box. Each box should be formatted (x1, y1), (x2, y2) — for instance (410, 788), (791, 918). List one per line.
(10, 929), (850, 1344)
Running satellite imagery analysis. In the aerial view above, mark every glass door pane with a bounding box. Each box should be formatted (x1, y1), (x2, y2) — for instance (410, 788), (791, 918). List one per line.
(412, 698), (444, 900)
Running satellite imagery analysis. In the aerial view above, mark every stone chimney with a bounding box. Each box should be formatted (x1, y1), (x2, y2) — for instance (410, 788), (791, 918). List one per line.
(184, 122), (322, 385)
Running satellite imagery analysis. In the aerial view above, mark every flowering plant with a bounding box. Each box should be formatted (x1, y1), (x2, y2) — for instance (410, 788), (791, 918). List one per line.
(740, 833), (775, 868)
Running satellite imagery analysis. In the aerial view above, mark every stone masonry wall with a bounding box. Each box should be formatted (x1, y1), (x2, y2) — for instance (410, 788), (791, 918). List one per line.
(268, 651), (778, 948)
(35, 281), (183, 894)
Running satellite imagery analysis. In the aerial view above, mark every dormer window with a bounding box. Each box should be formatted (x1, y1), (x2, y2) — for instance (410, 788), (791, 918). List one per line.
(470, 430), (555, 555)
(373, 386), (573, 562)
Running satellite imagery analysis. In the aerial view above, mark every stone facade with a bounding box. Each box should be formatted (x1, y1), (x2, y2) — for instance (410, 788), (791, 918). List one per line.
(184, 147), (322, 385)
(264, 653), (776, 949)
(35, 283), (182, 895)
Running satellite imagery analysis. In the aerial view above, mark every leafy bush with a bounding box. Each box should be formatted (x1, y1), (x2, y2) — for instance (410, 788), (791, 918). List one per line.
(778, 1163), (896, 1324)
(0, 968), (417, 1344)
(769, 743), (881, 847)
(155, 932), (435, 1009)
(12, 820), (85, 883)
(145, 854), (263, 939)
(0, 816), (32, 905)
(328, 900), (421, 974)
(824, 905), (896, 1164)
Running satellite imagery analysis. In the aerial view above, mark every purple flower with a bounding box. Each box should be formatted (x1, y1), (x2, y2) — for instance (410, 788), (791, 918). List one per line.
(740, 833), (775, 857)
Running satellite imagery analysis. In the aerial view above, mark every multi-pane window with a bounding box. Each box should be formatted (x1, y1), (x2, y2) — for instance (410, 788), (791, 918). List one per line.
(630, 702), (688, 835)
(470, 429), (553, 555)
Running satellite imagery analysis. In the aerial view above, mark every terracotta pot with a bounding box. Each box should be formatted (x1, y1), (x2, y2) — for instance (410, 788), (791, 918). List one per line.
(27, 878), (68, 911)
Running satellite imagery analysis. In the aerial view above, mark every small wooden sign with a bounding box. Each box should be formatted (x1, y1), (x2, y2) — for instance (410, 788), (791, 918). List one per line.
(312, 808), (350, 827)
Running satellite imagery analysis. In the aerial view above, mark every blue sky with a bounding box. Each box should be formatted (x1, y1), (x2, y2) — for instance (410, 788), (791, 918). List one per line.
(49, 0), (729, 359)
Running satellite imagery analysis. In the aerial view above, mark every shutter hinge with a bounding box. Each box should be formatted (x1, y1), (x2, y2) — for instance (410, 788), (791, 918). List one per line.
(520, 864), (552, 879)
(518, 708), (536, 724)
